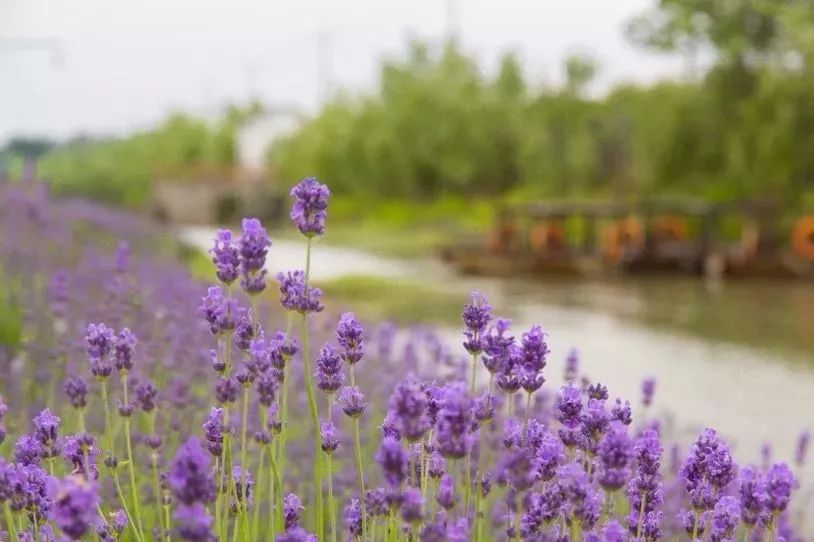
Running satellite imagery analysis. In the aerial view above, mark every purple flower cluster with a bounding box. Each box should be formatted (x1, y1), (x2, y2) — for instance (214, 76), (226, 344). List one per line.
(290, 177), (330, 237)
(0, 179), (807, 542)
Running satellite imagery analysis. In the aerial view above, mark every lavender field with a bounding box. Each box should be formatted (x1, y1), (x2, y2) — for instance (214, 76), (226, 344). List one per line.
(0, 177), (810, 542)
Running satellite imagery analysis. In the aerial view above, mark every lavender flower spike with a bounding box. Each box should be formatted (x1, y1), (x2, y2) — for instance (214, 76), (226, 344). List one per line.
(239, 217), (271, 294)
(290, 177), (330, 237)
(210, 229), (240, 285)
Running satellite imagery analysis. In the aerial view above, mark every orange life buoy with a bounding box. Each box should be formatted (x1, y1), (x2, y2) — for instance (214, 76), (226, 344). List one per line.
(652, 214), (688, 242)
(530, 220), (566, 253)
(486, 221), (517, 254)
(792, 216), (814, 262)
(602, 217), (644, 263)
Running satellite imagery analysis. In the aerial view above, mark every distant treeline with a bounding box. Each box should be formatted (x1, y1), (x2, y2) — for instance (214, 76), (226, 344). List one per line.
(28, 103), (263, 208)
(271, 1), (814, 207)
(20, 1), (814, 211)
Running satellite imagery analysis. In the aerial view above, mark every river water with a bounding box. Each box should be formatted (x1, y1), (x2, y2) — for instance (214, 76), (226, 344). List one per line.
(181, 226), (814, 482)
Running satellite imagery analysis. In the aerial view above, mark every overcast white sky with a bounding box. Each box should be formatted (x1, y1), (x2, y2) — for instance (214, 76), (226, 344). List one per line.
(0, 0), (684, 143)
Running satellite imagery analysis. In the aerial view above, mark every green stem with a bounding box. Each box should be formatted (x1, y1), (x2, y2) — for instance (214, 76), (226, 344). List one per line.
(352, 417), (367, 536)
(268, 448), (284, 533)
(278, 314), (293, 478)
(102, 379), (142, 542)
(113, 474), (142, 542)
(163, 503), (171, 542)
(77, 407), (86, 433)
(252, 447), (266, 541)
(152, 452), (164, 540)
(302, 316), (323, 534)
(327, 453), (337, 542)
(101, 380), (114, 457)
(3, 502), (18, 542)
(524, 391), (533, 431)
(636, 492), (648, 539)
(122, 373), (144, 539)
(470, 352), (478, 395)
(221, 412), (234, 542)
(239, 386), (250, 538)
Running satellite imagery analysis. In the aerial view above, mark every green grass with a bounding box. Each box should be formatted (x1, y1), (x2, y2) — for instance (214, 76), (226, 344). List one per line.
(320, 274), (466, 325)
(0, 271), (23, 350)
(309, 195), (494, 259)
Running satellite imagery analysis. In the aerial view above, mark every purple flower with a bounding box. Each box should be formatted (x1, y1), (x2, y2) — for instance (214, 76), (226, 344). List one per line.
(277, 270), (323, 313)
(611, 398), (632, 426)
(427, 451), (446, 479)
(210, 229), (240, 285)
(389, 378), (431, 442)
(174, 503), (215, 541)
(641, 377), (656, 407)
(276, 527), (317, 542)
(764, 463), (796, 513)
(239, 218), (271, 294)
(597, 422), (632, 491)
(680, 428), (736, 513)
(556, 385), (583, 447)
(401, 487), (424, 523)
(376, 436), (408, 487)
(601, 520), (627, 542)
(135, 379), (158, 412)
(257, 372), (279, 407)
(481, 318), (514, 374)
(290, 177), (330, 237)
(338, 386), (367, 418)
(233, 310), (257, 352)
(202, 408), (226, 457)
(520, 325), (549, 372)
(436, 474), (457, 510)
(51, 475), (100, 540)
(98, 508), (128, 540)
(739, 466), (766, 526)
(114, 327), (136, 372)
(33, 408), (61, 457)
(627, 429), (663, 536)
(316, 345), (345, 394)
(14, 435), (43, 466)
(85, 322), (115, 360)
(462, 291), (492, 355)
(710, 495), (740, 542)
(580, 398), (609, 453)
(795, 430), (810, 466)
(214, 376), (239, 405)
(564, 348), (579, 383)
(9, 463), (51, 518)
(167, 438), (215, 505)
(559, 461), (602, 529)
(587, 382), (608, 400)
(283, 493), (304, 530)
(64, 378), (89, 409)
(343, 498), (362, 537)
(337, 312), (365, 365)
(364, 488), (388, 517)
(62, 433), (98, 480)
(435, 383), (472, 459)
(231, 465), (253, 507)
(320, 421), (340, 454)
(198, 287), (238, 336)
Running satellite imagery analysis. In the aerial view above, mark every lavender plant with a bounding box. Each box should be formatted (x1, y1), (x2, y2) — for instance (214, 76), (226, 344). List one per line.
(0, 177), (809, 541)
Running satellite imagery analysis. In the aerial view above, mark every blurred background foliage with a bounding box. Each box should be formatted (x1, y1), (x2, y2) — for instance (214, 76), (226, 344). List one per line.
(271, 0), (814, 207)
(5, 0), (814, 213)
(27, 102), (264, 208)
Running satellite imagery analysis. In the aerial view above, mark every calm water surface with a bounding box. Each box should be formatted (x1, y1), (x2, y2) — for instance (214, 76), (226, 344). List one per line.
(182, 227), (814, 482)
